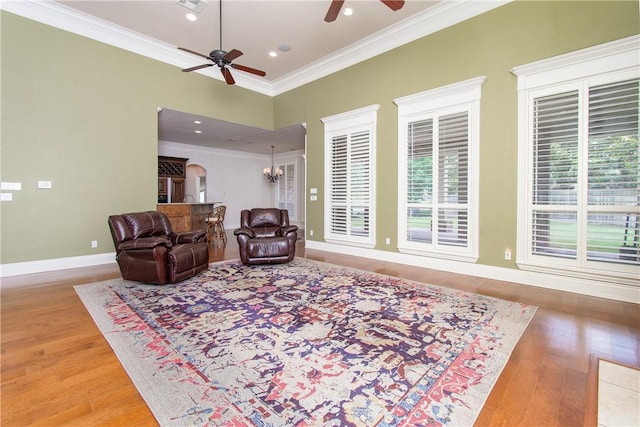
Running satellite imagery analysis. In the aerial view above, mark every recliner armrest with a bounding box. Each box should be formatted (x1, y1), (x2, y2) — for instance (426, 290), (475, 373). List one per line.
(281, 225), (298, 236)
(234, 227), (255, 238)
(118, 236), (171, 251)
(171, 230), (207, 244)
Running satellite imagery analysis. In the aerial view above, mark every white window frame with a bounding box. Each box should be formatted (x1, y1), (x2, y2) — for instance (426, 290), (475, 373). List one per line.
(395, 77), (484, 262)
(321, 104), (379, 248)
(512, 35), (640, 286)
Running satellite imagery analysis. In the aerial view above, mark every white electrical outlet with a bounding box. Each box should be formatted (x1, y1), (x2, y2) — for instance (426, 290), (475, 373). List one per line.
(1, 193), (13, 201)
(309, 230), (314, 237)
(91, 240), (98, 248)
(504, 249), (512, 260)
(385, 237), (391, 245)
(38, 180), (52, 189)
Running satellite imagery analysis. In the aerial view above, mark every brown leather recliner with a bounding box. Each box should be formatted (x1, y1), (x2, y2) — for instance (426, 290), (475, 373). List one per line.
(108, 211), (209, 284)
(234, 208), (298, 265)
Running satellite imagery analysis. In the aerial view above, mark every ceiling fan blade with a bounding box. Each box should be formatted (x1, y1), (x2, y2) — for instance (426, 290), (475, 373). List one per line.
(182, 63), (214, 73)
(221, 67), (235, 85)
(380, 0), (405, 11)
(324, 0), (345, 22)
(230, 63), (266, 77)
(224, 49), (243, 62)
(178, 47), (211, 60)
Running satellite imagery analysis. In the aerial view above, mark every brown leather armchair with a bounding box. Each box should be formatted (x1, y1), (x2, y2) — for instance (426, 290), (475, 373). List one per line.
(108, 211), (209, 284)
(234, 208), (298, 265)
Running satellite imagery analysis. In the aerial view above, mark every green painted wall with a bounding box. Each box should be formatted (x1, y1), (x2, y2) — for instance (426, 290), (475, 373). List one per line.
(1, 1), (638, 268)
(0, 12), (272, 264)
(273, 0), (639, 268)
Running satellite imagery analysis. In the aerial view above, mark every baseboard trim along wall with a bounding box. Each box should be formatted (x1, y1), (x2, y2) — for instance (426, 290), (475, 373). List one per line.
(0, 253), (117, 281)
(306, 241), (639, 304)
(1, 245), (637, 304)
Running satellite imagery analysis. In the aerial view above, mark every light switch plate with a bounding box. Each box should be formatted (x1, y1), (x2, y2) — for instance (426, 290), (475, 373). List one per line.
(1, 193), (13, 201)
(38, 181), (52, 189)
(310, 195), (318, 201)
(1, 182), (21, 191)
(310, 188), (317, 194)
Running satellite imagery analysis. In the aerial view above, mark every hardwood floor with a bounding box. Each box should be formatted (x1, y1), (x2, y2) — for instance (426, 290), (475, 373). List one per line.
(2, 235), (638, 426)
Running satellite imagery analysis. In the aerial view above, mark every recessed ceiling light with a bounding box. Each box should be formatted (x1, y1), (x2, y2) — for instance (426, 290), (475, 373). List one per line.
(193, 120), (201, 124)
(195, 130), (202, 134)
(269, 51), (278, 58)
(177, 0), (208, 13)
(343, 7), (354, 16)
(186, 13), (197, 21)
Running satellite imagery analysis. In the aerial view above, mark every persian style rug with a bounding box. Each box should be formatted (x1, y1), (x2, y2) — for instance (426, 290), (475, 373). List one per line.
(75, 258), (536, 426)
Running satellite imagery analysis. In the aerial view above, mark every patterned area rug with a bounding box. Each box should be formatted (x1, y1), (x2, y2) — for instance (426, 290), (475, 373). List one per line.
(75, 258), (536, 426)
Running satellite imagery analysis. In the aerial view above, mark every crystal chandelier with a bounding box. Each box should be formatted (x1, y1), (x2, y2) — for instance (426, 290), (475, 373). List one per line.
(263, 145), (283, 183)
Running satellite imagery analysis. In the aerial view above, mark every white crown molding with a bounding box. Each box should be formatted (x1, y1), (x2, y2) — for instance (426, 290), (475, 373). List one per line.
(1, 0), (511, 97)
(0, 0), (274, 95)
(159, 139), (269, 160)
(272, 1), (510, 95)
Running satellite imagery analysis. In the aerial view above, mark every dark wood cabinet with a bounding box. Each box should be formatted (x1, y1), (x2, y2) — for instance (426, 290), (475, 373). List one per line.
(158, 177), (168, 195)
(158, 156), (187, 203)
(171, 178), (185, 205)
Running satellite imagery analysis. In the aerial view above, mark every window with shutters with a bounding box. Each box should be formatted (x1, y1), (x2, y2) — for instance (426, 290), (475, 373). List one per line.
(276, 162), (296, 220)
(513, 36), (639, 285)
(322, 105), (379, 248)
(395, 78), (484, 262)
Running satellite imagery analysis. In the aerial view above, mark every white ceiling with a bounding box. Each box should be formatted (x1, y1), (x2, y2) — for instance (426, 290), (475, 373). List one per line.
(4, 0), (507, 154)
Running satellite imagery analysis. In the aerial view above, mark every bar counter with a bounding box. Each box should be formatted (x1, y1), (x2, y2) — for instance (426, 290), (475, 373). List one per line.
(157, 203), (213, 233)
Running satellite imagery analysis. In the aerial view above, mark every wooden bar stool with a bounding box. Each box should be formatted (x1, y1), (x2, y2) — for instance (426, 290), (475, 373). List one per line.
(206, 205), (226, 246)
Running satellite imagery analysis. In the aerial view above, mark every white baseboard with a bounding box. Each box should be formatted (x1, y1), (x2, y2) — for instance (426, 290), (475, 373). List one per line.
(0, 252), (117, 278)
(306, 241), (640, 304)
(2, 244), (637, 304)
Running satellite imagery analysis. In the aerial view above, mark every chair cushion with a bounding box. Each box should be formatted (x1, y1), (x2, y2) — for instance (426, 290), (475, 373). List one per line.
(253, 226), (281, 238)
(123, 212), (168, 239)
(248, 209), (280, 228)
(168, 243), (209, 274)
(246, 237), (289, 258)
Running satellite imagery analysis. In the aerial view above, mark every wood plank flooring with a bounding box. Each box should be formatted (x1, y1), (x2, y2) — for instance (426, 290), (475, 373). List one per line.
(2, 235), (638, 426)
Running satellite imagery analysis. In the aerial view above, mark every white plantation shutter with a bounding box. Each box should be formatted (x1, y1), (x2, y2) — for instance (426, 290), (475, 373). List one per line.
(406, 119), (433, 243)
(396, 77), (483, 261)
(330, 135), (348, 235)
(529, 79), (639, 266)
(438, 112), (469, 247)
(514, 37), (639, 285)
(586, 79), (639, 264)
(328, 130), (371, 238)
(350, 131), (370, 237)
(276, 163), (296, 219)
(323, 105), (378, 247)
(531, 90), (580, 258)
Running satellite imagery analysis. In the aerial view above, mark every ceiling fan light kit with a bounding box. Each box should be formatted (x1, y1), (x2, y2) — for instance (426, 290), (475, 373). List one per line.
(178, 0), (266, 85)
